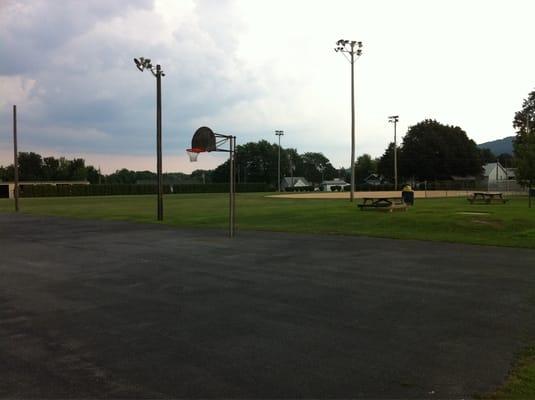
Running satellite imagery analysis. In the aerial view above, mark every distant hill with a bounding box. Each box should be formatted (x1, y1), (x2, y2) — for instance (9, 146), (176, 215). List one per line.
(478, 136), (514, 155)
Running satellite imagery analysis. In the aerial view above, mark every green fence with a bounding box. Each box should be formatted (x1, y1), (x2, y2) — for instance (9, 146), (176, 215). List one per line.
(19, 183), (271, 198)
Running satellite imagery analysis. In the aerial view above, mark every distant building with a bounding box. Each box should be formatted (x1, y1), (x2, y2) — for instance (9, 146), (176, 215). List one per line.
(505, 168), (517, 180)
(280, 177), (311, 190)
(320, 178), (349, 192)
(450, 175), (476, 181)
(483, 162), (508, 183)
(363, 173), (383, 186)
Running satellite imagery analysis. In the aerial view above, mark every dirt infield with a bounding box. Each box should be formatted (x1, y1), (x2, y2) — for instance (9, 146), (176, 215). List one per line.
(268, 190), (526, 199)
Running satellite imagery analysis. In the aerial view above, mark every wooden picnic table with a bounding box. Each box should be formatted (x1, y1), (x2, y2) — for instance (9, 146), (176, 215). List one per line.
(358, 197), (407, 212)
(467, 191), (507, 204)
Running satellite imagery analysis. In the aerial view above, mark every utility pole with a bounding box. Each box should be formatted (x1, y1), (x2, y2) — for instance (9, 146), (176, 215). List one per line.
(275, 130), (284, 192)
(388, 115), (399, 190)
(528, 114), (532, 208)
(13, 105), (19, 212)
(134, 57), (165, 221)
(335, 39), (363, 202)
(155, 64), (163, 221)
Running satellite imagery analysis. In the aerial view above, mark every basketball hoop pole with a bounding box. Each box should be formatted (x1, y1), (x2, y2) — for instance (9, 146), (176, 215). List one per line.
(229, 136), (236, 238)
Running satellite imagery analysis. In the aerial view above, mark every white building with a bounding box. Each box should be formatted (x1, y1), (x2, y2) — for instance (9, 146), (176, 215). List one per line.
(320, 178), (350, 192)
(483, 162), (508, 183)
(280, 177), (311, 190)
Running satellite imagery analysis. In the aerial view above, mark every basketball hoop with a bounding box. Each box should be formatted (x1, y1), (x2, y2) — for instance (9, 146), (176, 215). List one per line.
(188, 126), (237, 237)
(186, 147), (204, 162)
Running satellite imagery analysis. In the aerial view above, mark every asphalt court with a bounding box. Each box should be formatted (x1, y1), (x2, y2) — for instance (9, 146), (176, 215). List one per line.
(1, 213), (535, 398)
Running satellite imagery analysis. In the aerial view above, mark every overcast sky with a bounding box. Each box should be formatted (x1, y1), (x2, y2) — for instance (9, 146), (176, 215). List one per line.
(1, 0), (534, 173)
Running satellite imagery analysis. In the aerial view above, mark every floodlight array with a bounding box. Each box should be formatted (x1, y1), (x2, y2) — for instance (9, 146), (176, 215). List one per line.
(334, 39), (363, 56)
(134, 57), (165, 77)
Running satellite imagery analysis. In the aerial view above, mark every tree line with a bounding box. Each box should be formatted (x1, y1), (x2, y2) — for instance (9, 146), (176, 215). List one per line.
(0, 132), (512, 187)
(0, 154), (204, 185)
(512, 89), (535, 187)
(2, 88), (533, 187)
(374, 89), (535, 184)
(376, 120), (484, 181)
(0, 147), (343, 186)
(210, 141), (341, 186)
(0, 153), (101, 183)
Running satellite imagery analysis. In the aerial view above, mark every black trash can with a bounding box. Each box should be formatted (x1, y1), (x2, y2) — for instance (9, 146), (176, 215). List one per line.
(402, 189), (414, 205)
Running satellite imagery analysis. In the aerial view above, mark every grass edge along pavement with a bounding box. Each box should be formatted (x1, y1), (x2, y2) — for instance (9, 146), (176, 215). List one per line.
(480, 345), (535, 399)
(0, 192), (534, 249)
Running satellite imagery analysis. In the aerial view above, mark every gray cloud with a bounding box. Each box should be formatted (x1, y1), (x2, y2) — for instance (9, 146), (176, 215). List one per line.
(0, 0), (153, 74)
(1, 0), (264, 158)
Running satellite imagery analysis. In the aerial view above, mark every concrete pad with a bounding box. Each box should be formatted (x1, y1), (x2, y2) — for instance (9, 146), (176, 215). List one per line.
(1, 213), (534, 398)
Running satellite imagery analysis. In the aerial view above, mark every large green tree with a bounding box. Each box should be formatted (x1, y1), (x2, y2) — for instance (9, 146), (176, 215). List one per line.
(377, 143), (396, 181)
(0, 166), (10, 181)
(211, 140), (339, 186)
(86, 166), (103, 184)
(355, 154), (377, 183)
(106, 168), (138, 184)
(497, 153), (515, 168)
(42, 156), (60, 180)
(190, 169), (212, 184)
(301, 152), (337, 183)
(478, 148), (496, 165)
(213, 140), (284, 185)
(513, 89), (535, 141)
(513, 89), (535, 187)
(400, 119), (482, 180)
(18, 152), (43, 181)
(1, 153), (101, 182)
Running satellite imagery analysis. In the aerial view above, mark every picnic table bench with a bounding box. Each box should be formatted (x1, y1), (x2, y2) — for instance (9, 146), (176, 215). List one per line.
(467, 191), (508, 204)
(358, 197), (408, 212)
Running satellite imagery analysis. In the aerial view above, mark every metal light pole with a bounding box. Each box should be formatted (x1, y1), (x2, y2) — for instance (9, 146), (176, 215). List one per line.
(388, 115), (399, 190)
(318, 165), (325, 184)
(335, 39), (363, 202)
(134, 57), (165, 221)
(289, 156), (294, 188)
(12, 105), (19, 212)
(275, 130), (284, 191)
(528, 114), (532, 208)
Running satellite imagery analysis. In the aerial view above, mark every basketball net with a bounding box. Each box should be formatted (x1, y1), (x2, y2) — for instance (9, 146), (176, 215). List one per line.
(186, 148), (203, 162)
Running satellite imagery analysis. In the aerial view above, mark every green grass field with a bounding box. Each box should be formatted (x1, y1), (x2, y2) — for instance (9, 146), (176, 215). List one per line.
(1, 192), (534, 248)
